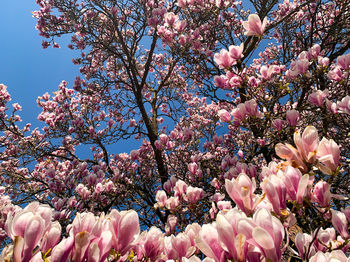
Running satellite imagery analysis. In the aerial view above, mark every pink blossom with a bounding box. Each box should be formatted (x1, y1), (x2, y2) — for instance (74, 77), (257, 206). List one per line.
(195, 224), (225, 262)
(215, 212), (248, 261)
(342, 206), (350, 222)
(251, 208), (285, 261)
(308, 89), (328, 107)
(318, 56), (329, 67)
(296, 174), (310, 204)
(12, 103), (22, 111)
(216, 201), (232, 211)
(286, 109), (300, 126)
(214, 76), (228, 88)
(140, 227), (164, 260)
(282, 166), (302, 201)
(295, 232), (315, 260)
(275, 142), (306, 171)
(217, 109), (231, 122)
(159, 133), (169, 144)
(280, 166), (312, 204)
(188, 162), (198, 175)
(327, 66), (343, 81)
(326, 99), (338, 114)
(287, 58), (310, 77)
(213, 135), (223, 145)
(5, 203), (59, 262)
(331, 209), (349, 239)
(244, 99), (262, 118)
(298, 51), (310, 60)
(261, 175), (287, 216)
(214, 49), (235, 69)
(242, 14), (267, 36)
(165, 197), (180, 210)
(293, 126), (319, 163)
(271, 119), (284, 131)
(228, 43), (244, 60)
(313, 228), (336, 252)
(225, 173), (257, 214)
(109, 209), (140, 255)
(236, 208), (285, 261)
(260, 65), (269, 80)
(155, 190), (168, 208)
(50, 237), (74, 262)
(316, 137), (340, 174)
(337, 96), (350, 114)
(308, 44), (321, 59)
(337, 53), (350, 70)
(66, 211), (113, 262)
(169, 233), (196, 259)
(185, 223), (201, 247)
(184, 186), (204, 203)
(177, 0), (187, 7)
(164, 12), (179, 27)
(309, 250), (349, 262)
(312, 181), (331, 207)
(231, 103), (247, 124)
(260, 65), (280, 80)
(41, 222), (62, 254)
(130, 149), (140, 161)
(228, 75), (242, 87)
(166, 215), (178, 234)
(174, 180), (187, 197)
(248, 76), (259, 87)
(175, 20), (187, 32)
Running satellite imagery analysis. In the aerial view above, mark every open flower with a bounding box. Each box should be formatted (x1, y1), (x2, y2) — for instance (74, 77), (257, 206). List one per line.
(242, 14), (267, 36)
(316, 138), (340, 174)
(225, 173), (258, 215)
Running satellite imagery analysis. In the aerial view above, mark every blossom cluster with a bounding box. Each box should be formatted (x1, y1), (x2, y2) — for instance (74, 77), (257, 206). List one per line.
(0, 0), (349, 261)
(0, 127), (349, 261)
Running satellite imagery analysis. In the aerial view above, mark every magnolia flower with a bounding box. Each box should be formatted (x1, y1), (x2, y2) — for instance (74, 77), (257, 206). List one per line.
(275, 142), (306, 170)
(312, 181), (331, 207)
(309, 250), (350, 262)
(308, 90), (328, 107)
(214, 49), (235, 69)
(337, 96), (350, 114)
(109, 210), (140, 255)
(137, 227), (164, 260)
(5, 203), (60, 262)
(228, 43), (244, 60)
(261, 175), (287, 216)
(286, 109), (300, 126)
(188, 162), (198, 175)
(184, 186), (204, 203)
(225, 173), (258, 214)
(295, 232), (315, 260)
(251, 208), (285, 261)
(331, 209), (349, 239)
(155, 190), (168, 208)
(169, 233), (196, 260)
(242, 14), (267, 36)
(337, 53), (350, 70)
(195, 224), (225, 262)
(316, 138), (340, 174)
(293, 126), (319, 163)
(215, 210), (249, 261)
(217, 109), (231, 122)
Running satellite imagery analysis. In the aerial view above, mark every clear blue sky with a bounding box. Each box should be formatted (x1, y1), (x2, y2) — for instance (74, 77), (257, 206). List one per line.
(0, 1), (79, 126)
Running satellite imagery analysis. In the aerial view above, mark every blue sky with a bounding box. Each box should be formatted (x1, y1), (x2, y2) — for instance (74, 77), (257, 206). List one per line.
(0, 1), (79, 126)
